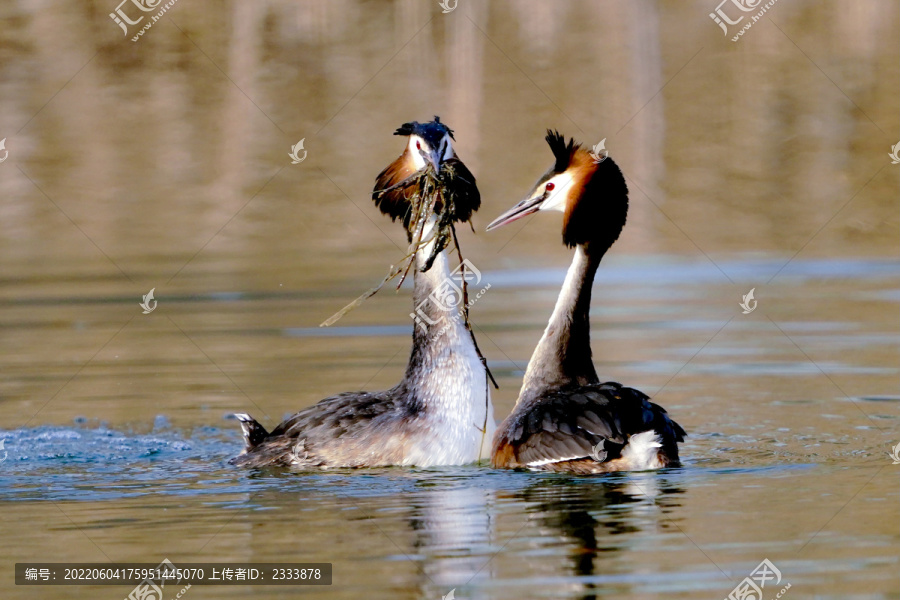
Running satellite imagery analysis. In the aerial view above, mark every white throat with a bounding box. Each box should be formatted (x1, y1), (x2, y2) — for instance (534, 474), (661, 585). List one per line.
(403, 216), (496, 464)
(407, 134), (454, 170)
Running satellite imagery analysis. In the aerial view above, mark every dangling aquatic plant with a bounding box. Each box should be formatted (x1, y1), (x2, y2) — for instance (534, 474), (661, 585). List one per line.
(322, 161), (468, 324)
(320, 161), (497, 392)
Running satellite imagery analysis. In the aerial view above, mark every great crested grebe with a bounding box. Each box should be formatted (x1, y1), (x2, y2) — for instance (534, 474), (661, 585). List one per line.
(231, 117), (495, 468)
(486, 131), (685, 474)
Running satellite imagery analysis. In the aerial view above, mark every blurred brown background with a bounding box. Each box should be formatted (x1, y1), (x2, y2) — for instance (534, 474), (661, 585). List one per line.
(0, 0), (900, 434)
(1, 0), (896, 430)
(0, 2), (898, 599)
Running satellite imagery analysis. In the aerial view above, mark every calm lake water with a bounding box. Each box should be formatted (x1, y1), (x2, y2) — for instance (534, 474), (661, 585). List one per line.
(0, 1), (898, 599)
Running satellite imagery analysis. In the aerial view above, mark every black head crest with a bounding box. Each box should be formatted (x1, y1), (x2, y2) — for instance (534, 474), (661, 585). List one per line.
(393, 122), (415, 136)
(545, 130), (579, 173)
(394, 116), (455, 144)
(433, 116), (455, 140)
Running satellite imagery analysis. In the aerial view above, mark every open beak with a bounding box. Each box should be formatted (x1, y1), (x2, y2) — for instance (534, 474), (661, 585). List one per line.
(485, 193), (546, 231)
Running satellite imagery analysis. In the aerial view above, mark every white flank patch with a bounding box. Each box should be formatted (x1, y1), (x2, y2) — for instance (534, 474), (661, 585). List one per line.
(622, 430), (664, 470)
(526, 454), (585, 468)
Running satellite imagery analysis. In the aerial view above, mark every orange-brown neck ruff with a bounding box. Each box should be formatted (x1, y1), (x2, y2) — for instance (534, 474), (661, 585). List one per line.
(373, 150), (419, 230)
(372, 154), (480, 240)
(561, 150), (628, 249)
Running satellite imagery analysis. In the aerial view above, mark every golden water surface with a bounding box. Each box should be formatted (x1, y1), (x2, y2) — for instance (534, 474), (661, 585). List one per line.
(0, 1), (897, 598)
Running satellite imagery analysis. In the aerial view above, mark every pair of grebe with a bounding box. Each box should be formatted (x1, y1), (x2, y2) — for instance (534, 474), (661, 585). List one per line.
(231, 118), (684, 473)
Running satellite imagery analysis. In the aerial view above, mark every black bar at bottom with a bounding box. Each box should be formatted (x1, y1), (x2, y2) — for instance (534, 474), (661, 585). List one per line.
(15, 563), (332, 585)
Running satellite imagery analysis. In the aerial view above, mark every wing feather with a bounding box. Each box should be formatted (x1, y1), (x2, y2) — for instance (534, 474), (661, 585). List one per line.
(494, 382), (685, 470)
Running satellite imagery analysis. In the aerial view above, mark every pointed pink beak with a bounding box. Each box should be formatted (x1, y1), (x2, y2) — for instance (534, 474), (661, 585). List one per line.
(485, 194), (545, 231)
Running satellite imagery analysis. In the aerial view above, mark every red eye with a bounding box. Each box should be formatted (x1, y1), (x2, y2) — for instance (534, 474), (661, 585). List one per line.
(416, 141), (422, 150)
(546, 182), (555, 191)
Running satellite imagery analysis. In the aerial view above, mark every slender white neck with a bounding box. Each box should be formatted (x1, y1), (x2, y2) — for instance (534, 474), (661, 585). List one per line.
(518, 244), (600, 403)
(404, 217), (477, 393)
(400, 216), (495, 461)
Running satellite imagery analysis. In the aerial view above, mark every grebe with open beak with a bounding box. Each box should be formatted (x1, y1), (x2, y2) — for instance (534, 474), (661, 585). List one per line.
(487, 131), (685, 474)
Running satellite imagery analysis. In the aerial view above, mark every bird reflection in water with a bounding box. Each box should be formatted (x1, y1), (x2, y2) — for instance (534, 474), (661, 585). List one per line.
(398, 472), (684, 600)
(508, 474), (685, 599)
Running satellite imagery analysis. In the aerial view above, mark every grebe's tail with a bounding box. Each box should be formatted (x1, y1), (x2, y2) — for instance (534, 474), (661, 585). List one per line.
(234, 413), (269, 450)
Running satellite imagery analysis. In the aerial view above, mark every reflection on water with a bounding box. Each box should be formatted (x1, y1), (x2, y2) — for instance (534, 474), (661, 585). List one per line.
(0, 0), (898, 598)
(5, 424), (895, 598)
(510, 474), (685, 600)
